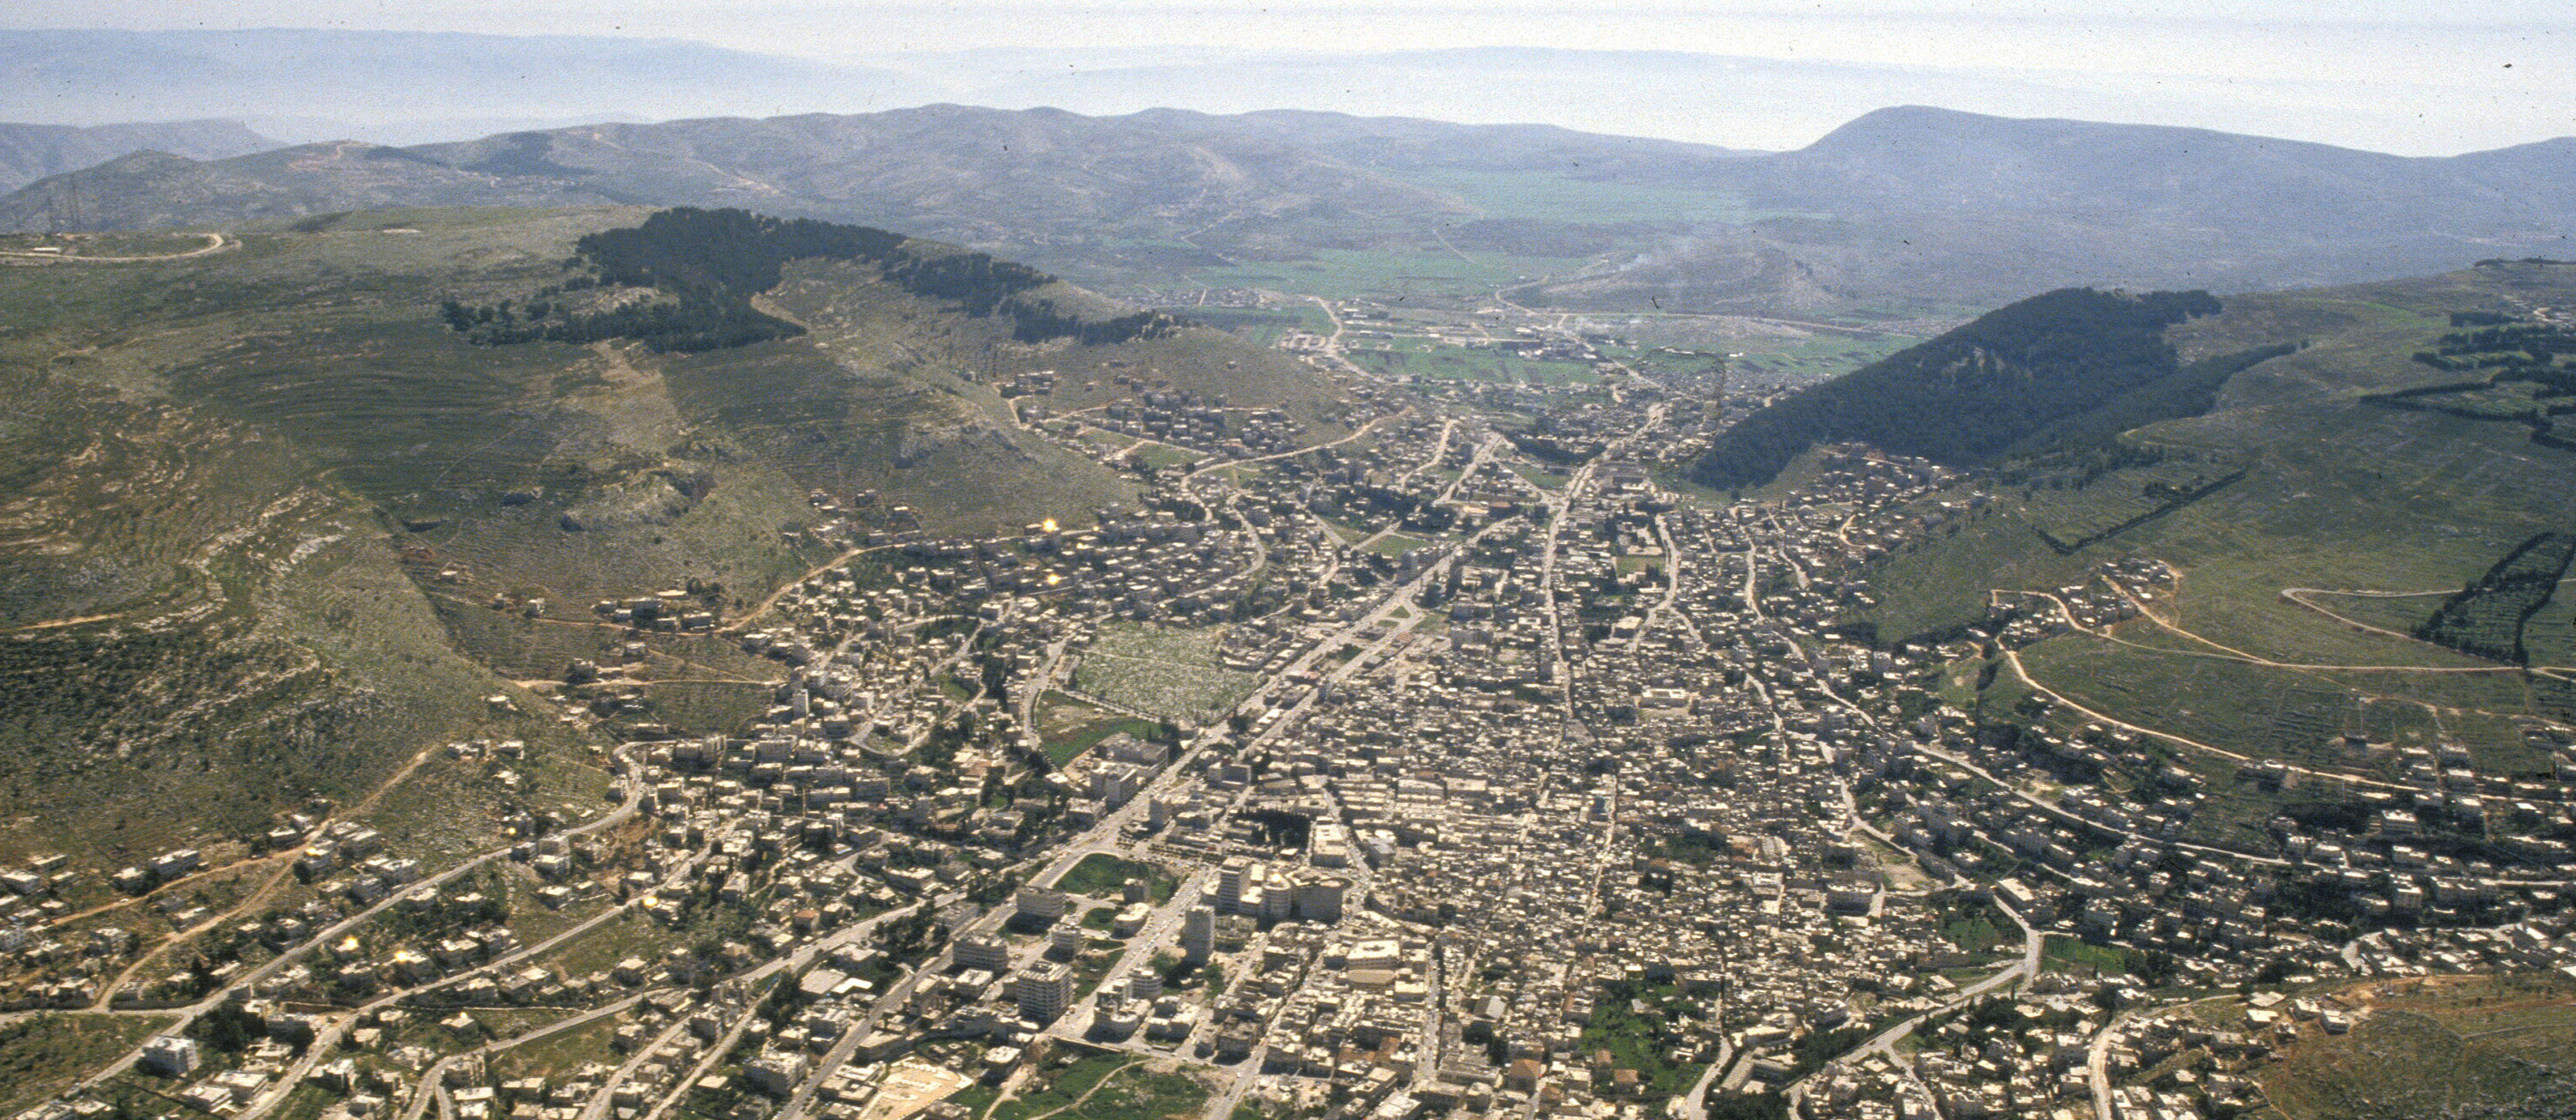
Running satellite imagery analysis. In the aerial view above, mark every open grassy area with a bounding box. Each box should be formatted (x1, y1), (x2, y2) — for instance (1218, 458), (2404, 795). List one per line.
(994, 1050), (1134, 1120)
(1727, 330), (1918, 385)
(1365, 533), (1433, 559)
(1056, 1063), (1209, 1120)
(1036, 696), (1162, 767)
(2040, 935), (2167, 981)
(2254, 974), (2576, 1120)
(0, 1013), (174, 1116)
(1056, 853), (1179, 901)
(1159, 304), (1336, 348)
(489, 1013), (626, 1082)
(1934, 899), (2014, 958)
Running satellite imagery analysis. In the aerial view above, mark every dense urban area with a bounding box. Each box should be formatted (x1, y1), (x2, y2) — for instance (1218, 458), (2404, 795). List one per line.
(5, 284), (2574, 1120)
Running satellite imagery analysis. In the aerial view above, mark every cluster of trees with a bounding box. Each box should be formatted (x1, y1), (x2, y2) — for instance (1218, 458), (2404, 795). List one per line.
(441, 207), (1183, 353)
(1001, 296), (1183, 346)
(2416, 532), (2576, 664)
(2409, 316), (2576, 394)
(1688, 288), (2224, 488)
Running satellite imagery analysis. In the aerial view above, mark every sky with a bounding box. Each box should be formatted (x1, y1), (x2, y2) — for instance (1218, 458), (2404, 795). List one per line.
(3, 1), (2570, 154)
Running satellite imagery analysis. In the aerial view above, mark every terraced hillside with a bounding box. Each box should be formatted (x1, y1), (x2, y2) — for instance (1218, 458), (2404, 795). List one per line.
(0, 205), (1336, 874)
(1833, 259), (2576, 845)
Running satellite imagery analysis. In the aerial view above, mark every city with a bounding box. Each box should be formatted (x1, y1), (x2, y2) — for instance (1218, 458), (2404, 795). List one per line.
(6, 285), (2573, 1120)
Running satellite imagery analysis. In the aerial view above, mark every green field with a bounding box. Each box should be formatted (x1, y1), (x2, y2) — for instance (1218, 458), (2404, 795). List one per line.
(993, 1050), (1136, 1120)
(2040, 935), (2157, 979)
(1727, 330), (1919, 384)
(1346, 345), (1601, 386)
(1164, 304), (1335, 347)
(1056, 853), (1179, 901)
(1037, 695), (1163, 767)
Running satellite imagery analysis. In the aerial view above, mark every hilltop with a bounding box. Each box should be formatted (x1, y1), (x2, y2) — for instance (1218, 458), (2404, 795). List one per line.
(0, 204), (1336, 871)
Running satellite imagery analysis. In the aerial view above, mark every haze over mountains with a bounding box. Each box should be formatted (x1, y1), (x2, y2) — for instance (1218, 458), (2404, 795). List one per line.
(4, 102), (2569, 316)
(9, 26), (2568, 156)
(0, 119), (276, 191)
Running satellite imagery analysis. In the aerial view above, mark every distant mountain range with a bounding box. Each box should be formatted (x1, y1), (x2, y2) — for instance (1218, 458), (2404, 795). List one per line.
(3, 102), (2570, 315)
(0, 28), (928, 145)
(1528, 106), (2576, 312)
(0, 119), (276, 192)
(0, 105), (1746, 286)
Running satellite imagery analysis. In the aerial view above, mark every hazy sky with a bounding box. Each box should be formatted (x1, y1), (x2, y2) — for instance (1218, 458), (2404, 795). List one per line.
(4, 1), (2569, 153)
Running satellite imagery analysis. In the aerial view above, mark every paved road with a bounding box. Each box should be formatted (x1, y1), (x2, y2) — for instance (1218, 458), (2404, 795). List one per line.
(1782, 898), (2039, 1113)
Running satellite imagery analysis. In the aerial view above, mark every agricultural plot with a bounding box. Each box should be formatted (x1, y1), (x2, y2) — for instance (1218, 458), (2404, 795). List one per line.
(2015, 634), (2406, 781)
(1070, 623), (1258, 723)
(1727, 330), (1918, 385)
(2415, 533), (2576, 663)
(1167, 305), (1332, 348)
(1384, 167), (1768, 226)
(1345, 345), (1602, 387)
(1185, 247), (1587, 302)
(2521, 590), (2576, 669)
(2017, 459), (2247, 551)
(2288, 590), (2444, 638)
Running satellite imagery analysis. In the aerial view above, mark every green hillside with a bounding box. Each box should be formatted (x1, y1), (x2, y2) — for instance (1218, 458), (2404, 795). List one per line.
(0, 204), (1330, 873)
(1689, 288), (2228, 489)
(1840, 261), (2576, 843)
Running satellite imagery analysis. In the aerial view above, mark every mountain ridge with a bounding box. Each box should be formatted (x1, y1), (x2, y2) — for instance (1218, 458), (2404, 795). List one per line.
(3, 103), (2571, 316)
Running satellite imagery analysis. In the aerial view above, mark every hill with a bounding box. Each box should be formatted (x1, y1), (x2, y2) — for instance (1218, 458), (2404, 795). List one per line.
(1688, 288), (2237, 489)
(1827, 261), (2576, 851)
(0, 204), (1335, 875)
(0, 119), (276, 192)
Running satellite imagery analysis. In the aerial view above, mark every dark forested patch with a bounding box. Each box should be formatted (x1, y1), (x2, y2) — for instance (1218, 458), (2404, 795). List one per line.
(442, 207), (1185, 353)
(1688, 288), (2223, 487)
